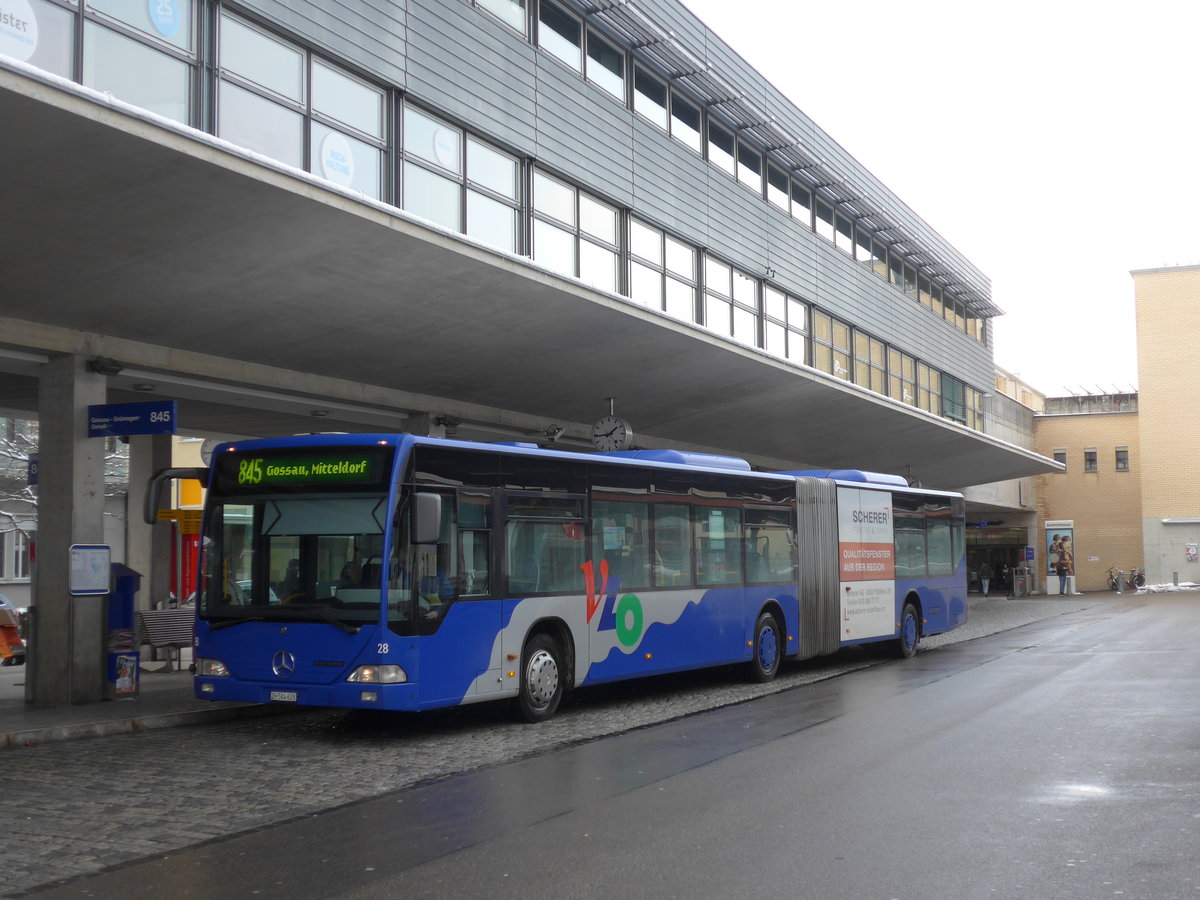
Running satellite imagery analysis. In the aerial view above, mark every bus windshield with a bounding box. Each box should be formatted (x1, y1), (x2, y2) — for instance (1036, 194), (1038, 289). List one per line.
(198, 495), (389, 631)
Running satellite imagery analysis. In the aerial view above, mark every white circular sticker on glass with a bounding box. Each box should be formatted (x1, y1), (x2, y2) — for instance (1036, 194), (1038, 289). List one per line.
(320, 131), (356, 187)
(147, 0), (183, 38)
(0, 0), (39, 62)
(433, 128), (458, 169)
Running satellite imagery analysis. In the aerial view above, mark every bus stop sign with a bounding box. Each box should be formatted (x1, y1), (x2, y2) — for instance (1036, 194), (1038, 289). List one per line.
(88, 401), (178, 437)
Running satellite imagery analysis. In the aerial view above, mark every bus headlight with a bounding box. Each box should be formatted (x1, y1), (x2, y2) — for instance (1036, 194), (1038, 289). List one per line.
(347, 664), (407, 684)
(197, 658), (230, 677)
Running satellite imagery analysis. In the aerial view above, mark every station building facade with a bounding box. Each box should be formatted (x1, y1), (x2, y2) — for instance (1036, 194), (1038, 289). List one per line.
(1, 0), (1059, 702)
(6, 0), (996, 425)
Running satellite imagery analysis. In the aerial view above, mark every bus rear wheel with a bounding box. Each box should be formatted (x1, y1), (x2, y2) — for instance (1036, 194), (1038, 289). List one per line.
(895, 601), (920, 659)
(748, 610), (783, 682)
(517, 633), (564, 723)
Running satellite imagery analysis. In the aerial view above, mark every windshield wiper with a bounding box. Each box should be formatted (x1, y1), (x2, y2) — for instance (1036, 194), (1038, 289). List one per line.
(209, 616), (266, 631)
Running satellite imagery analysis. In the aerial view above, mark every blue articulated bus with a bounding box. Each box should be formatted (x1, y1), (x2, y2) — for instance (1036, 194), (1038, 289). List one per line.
(147, 434), (967, 722)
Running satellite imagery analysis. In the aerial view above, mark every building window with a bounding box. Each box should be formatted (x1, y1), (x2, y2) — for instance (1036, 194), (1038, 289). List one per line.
(888, 348), (917, 406)
(1084, 449), (1098, 473)
(476, 0), (526, 33)
(941, 374), (966, 423)
(1, 532), (31, 582)
(707, 120), (736, 177)
(669, 90), (702, 154)
(917, 363), (940, 414)
(538, 1), (582, 71)
(1115, 448), (1130, 471)
(812, 311), (851, 381)
(218, 14), (385, 198)
(586, 31), (625, 100)
(763, 286), (807, 364)
(736, 141), (762, 194)
(85, 0), (196, 126)
(633, 66), (668, 130)
(629, 219), (697, 321)
(533, 170), (618, 291)
(854, 331), (886, 395)
(702, 256), (758, 344)
(14, 0), (75, 79)
(1053, 450), (1067, 466)
(466, 138), (520, 251)
(966, 386), (984, 430)
(814, 200), (835, 242)
(790, 180), (813, 230)
(401, 106), (520, 252)
(834, 211), (855, 255)
(767, 166), (789, 212)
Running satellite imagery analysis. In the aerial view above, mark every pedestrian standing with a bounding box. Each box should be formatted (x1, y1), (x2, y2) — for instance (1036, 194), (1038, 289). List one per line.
(978, 561), (993, 597)
(1055, 558), (1069, 595)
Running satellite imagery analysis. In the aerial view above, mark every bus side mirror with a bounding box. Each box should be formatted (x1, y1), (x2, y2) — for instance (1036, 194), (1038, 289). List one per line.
(413, 492), (442, 544)
(144, 467), (209, 525)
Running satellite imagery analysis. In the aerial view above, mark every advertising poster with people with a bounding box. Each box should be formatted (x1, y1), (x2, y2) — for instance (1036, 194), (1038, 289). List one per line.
(1046, 526), (1075, 578)
(837, 488), (895, 641)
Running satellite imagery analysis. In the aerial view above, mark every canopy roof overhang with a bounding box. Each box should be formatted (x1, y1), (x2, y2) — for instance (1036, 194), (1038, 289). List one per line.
(0, 64), (1057, 490)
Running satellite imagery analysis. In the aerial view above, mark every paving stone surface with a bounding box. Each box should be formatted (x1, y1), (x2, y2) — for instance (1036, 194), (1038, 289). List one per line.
(0, 597), (1101, 896)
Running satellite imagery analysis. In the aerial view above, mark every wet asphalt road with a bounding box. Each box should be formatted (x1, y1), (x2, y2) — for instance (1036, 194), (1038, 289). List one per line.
(16, 594), (1200, 899)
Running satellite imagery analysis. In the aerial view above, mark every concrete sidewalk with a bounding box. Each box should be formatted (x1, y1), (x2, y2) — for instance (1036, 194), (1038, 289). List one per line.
(0, 653), (288, 749)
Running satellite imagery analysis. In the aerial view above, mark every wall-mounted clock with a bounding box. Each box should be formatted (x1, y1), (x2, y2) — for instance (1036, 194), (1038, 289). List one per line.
(591, 415), (634, 452)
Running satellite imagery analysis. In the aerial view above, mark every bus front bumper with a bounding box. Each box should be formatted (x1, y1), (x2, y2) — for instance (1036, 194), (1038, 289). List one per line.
(195, 677), (424, 710)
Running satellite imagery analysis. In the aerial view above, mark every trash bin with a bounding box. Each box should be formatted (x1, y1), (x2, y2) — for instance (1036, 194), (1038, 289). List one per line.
(106, 563), (141, 700)
(1013, 566), (1031, 597)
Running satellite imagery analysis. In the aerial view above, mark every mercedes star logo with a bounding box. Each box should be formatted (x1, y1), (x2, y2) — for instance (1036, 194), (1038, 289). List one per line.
(272, 650), (297, 678)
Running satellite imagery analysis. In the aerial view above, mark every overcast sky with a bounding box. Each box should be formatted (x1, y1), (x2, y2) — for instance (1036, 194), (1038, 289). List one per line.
(681, 0), (1198, 396)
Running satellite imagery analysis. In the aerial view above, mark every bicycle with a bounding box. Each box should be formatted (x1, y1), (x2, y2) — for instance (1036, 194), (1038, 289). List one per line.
(1106, 567), (1146, 591)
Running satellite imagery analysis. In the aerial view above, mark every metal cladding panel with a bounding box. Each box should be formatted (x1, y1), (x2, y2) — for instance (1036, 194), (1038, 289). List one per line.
(241, 0), (408, 87)
(532, 58), (636, 204)
(404, 0), (538, 154)
(703, 173), (772, 268)
(632, 128), (711, 245)
(796, 477), (841, 659)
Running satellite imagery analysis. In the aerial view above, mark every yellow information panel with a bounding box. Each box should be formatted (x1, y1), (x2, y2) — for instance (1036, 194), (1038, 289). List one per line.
(157, 509), (202, 535)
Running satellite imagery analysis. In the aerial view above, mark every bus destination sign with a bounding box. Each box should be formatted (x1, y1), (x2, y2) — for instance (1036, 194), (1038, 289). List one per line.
(221, 452), (385, 488)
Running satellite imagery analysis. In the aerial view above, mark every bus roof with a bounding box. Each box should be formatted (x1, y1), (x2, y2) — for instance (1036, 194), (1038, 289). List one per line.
(776, 469), (910, 487)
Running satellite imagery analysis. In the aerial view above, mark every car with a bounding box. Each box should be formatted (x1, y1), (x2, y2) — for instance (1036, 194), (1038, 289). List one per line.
(0, 593), (27, 666)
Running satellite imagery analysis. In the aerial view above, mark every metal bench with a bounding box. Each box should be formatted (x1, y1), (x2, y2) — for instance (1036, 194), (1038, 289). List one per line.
(135, 608), (194, 671)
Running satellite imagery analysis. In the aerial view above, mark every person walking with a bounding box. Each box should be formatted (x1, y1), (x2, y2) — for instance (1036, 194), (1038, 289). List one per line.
(978, 561), (993, 597)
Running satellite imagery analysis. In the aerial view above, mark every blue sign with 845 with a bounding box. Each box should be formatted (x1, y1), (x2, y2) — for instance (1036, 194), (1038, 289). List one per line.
(88, 401), (178, 437)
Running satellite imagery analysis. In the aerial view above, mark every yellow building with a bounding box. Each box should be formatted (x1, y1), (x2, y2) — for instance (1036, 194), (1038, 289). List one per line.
(1034, 397), (1142, 592)
(1133, 266), (1200, 583)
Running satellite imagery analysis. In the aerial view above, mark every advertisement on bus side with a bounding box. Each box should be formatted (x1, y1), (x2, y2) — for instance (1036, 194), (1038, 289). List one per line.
(837, 488), (896, 641)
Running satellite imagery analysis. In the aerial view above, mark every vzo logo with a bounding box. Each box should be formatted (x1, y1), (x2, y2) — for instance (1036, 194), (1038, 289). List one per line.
(581, 559), (644, 648)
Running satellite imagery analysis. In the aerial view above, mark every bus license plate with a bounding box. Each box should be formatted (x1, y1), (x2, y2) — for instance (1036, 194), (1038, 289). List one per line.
(269, 690), (298, 703)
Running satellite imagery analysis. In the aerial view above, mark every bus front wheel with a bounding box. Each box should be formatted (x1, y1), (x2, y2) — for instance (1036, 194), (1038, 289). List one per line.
(748, 610), (783, 682)
(895, 601), (920, 659)
(517, 633), (564, 723)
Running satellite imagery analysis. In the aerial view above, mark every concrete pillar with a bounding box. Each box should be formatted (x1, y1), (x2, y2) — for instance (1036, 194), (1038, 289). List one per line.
(408, 413), (448, 438)
(28, 355), (107, 704)
(125, 433), (174, 610)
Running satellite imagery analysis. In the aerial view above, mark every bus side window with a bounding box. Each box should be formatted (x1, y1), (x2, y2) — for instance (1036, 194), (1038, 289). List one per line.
(745, 508), (795, 584)
(592, 499), (651, 590)
(697, 506), (742, 586)
(456, 492), (491, 597)
(652, 503), (692, 588)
